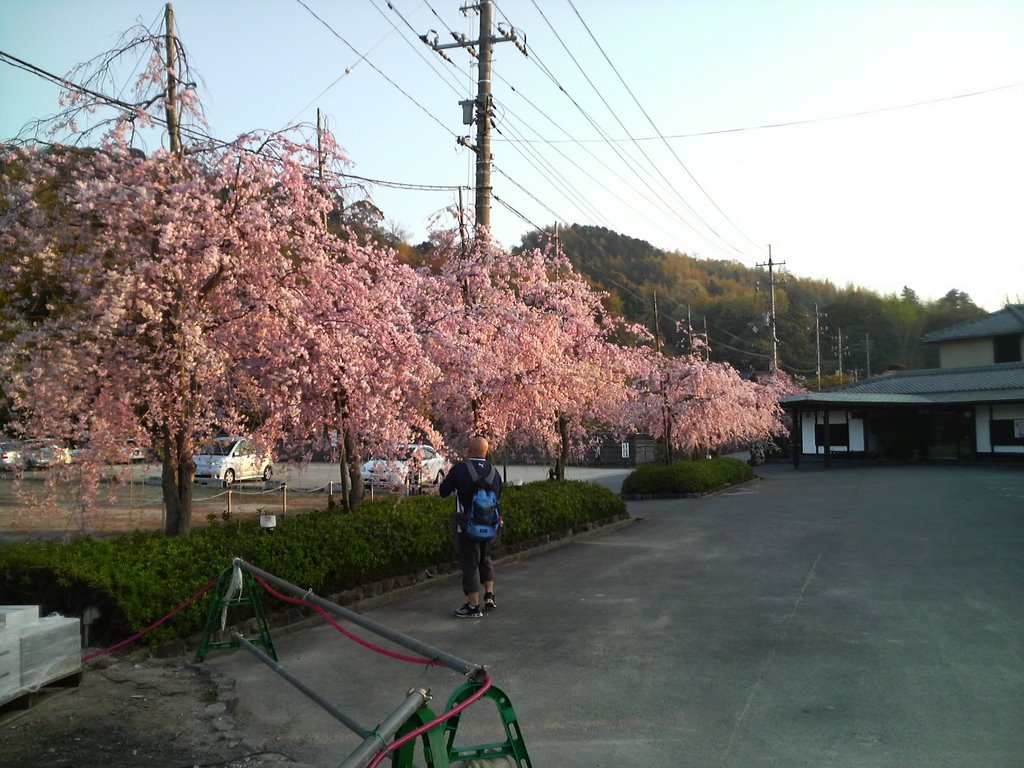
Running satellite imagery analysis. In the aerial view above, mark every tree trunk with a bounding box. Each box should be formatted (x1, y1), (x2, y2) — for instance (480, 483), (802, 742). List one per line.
(160, 429), (195, 537)
(662, 398), (674, 464)
(345, 427), (364, 503)
(336, 433), (351, 512)
(554, 413), (569, 481)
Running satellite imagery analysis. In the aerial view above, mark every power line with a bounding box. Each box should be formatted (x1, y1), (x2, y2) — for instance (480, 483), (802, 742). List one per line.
(563, 0), (762, 254)
(519, 80), (1024, 144)
(291, 0), (459, 141)
(1, 46), (470, 211)
(487, 72), (707, 249)
(0, 49), (149, 114)
(510, 5), (749, 260)
(534, 0), (752, 259)
(280, 22), (403, 130)
(339, 172), (464, 192)
(366, 0), (468, 98)
(4, 41), (782, 369)
(490, 111), (613, 227)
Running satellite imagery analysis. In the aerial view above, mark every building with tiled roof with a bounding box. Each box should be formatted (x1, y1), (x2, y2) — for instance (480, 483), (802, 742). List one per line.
(780, 306), (1024, 464)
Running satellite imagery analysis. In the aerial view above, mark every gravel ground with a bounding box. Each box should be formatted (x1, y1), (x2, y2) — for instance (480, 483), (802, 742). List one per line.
(1, 651), (316, 768)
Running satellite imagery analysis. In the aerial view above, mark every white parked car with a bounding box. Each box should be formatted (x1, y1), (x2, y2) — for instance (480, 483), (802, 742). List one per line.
(193, 437), (273, 486)
(117, 440), (147, 464)
(360, 444), (447, 489)
(1, 440), (26, 471)
(25, 441), (73, 469)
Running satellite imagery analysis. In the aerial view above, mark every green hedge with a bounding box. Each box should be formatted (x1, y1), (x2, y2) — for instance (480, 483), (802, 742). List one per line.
(620, 456), (754, 496)
(0, 480), (625, 648)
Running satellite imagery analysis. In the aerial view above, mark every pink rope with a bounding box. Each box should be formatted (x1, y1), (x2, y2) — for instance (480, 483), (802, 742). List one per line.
(252, 574), (444, 667)
(366, 675), (494, 768)
(82, 577), (218, 661)
(248, 572), (494, 766)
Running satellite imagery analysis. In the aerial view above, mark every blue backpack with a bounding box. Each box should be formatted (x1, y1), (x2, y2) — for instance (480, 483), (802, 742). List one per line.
(463, 461), (502, 541)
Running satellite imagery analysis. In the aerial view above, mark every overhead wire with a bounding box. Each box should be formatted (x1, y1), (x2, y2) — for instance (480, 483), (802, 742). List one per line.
(490, 109), (613, 227)
(563, 0), (763, 255)
(365, 0), (468, 98)
(292, 0), (460, 141)
(390, 1), (610, 237)
(661, 80), (1024, 140)
(491, 162), (567, 225)
(525, 80), (1024, 143)
(487, 70), (705, 249)
(3, 46), (778, 369)
(519, 0), (752, 260)
(516, 34), (705, 240)
(0, 49), (149, 115)
(280, 23), (401, 130)
(530, 0), (750, 257)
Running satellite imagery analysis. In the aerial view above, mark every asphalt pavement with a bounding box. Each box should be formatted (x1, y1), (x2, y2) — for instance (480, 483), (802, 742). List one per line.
(204, 463), (1024, 767)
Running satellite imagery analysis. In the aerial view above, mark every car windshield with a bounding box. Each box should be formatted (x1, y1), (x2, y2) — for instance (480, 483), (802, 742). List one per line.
(198, 440), (236, 456)
(368, 447), (414, 461)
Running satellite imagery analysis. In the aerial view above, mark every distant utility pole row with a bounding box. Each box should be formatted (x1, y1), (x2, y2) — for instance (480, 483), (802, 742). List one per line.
(424, 0), (525, 229)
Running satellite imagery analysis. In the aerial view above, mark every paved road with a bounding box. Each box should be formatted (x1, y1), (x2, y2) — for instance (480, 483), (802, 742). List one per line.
(206, 464), (1024, 767)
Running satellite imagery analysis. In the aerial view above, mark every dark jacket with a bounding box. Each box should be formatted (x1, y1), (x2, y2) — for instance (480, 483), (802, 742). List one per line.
(439, 457), (503, 521)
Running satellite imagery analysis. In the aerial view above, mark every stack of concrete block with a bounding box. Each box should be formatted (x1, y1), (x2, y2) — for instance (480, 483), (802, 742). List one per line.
(0, 606), (81, 707)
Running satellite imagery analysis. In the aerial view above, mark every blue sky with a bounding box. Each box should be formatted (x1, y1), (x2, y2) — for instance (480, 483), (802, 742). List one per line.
(2, 0), (1022, 311)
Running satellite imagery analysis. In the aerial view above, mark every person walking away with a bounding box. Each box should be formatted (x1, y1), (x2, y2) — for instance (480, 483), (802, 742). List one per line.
(440, 435), (503, 618)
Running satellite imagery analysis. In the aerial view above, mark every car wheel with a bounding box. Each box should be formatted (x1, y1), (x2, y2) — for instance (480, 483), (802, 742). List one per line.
(223, 468), (235, 485)
(435, 470), (445, 485)
(262, 465), (273, 481)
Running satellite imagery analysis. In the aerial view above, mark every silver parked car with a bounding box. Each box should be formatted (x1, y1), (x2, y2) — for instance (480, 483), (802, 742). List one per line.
(193, 436), (273, 486)
(25, 441), (73, 469)
(360, 444), (447, 489)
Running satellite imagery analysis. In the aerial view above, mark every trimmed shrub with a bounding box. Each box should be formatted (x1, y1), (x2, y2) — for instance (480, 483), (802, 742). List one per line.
(0, 480), (625, 648)
(621, 456), (753, 496)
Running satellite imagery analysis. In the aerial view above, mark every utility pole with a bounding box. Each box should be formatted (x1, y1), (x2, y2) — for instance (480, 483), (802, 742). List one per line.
(814, 303), (827, 390)
(472, 0), (494, 228)
(316, 109), (330, 228)
(864, 332), (873, 378)
(164, 3), (182, 155)
(316, 109), (325, 180)
(424, 1), (524, 231)
(457, 187), (469, 258)
(652, 290), (662, 355)
(837, 328), (845, 380)
(756, 245), (786, 370)
(686, 304), (693, 354)
(652, 291), (672, 463)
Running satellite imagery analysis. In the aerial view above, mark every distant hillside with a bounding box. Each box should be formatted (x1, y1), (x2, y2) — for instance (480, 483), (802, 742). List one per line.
(517, 224), (988, 381)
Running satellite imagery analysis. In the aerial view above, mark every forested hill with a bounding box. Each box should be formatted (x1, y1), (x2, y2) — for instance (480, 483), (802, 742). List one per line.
(517, 224), (989, 382)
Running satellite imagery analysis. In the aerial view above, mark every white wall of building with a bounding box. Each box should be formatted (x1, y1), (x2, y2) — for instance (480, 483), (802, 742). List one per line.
(977, 403), (1024, 454)
(801, 410), (866, 454)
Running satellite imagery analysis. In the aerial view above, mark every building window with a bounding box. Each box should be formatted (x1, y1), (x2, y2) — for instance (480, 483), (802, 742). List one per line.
(990, 419), (1024, 446)
(815, 423), (850, 447)
(993, 334), (1022, 363)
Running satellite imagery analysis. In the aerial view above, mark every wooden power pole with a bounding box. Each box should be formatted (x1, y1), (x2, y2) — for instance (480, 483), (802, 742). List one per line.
(814, 303), (827, 389)
(425, 1), (524, 231)
(756, 245), (785, 370)
(164, 3), (182, 155)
